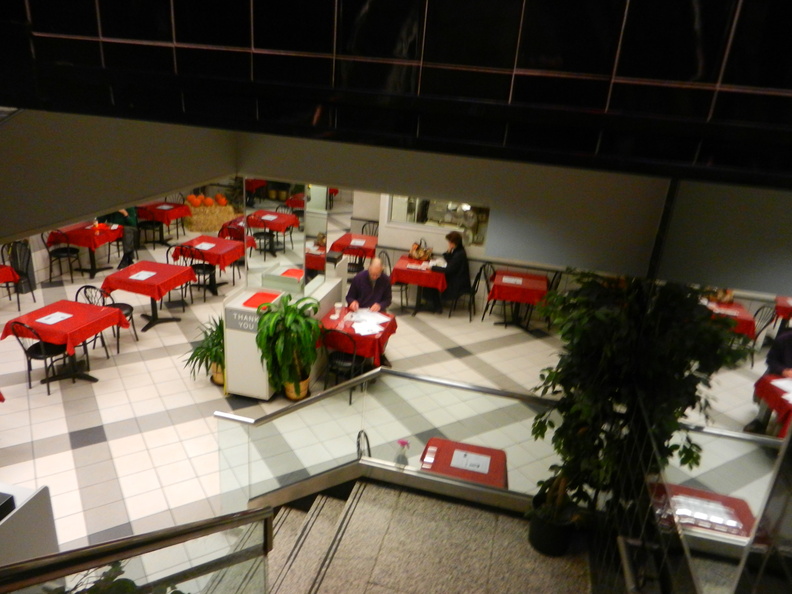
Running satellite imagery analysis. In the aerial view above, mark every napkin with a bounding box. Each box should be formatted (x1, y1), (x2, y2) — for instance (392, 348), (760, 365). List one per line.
(771, 378), (792, 393)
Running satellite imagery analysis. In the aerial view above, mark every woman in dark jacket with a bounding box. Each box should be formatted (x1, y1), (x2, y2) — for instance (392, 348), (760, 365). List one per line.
(426, 231), (471, 313)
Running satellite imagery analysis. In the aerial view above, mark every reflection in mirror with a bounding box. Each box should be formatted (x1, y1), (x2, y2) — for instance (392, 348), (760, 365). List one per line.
(390, 195), (489, 246)
(243, 178), (328, 296)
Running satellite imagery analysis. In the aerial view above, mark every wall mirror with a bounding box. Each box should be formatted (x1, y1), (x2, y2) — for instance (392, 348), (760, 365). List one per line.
(389, 195), (489, 246)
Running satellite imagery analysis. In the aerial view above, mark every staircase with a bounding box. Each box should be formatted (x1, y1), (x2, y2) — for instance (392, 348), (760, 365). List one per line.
(267, 480), (591, 594)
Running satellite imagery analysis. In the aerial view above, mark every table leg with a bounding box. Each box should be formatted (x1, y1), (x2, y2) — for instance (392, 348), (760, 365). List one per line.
(42, 354), (99, 384)
(77, 249), (113, 279)
(140, 296), (181, 332)
(495, 302), (535, 332)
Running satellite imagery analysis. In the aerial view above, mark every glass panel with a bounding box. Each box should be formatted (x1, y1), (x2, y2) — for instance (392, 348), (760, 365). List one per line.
(389, 196), (489, 246)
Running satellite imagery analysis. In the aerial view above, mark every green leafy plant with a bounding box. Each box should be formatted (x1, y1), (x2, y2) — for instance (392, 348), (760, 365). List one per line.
(184, 316), (225, 380)
(531, 272), (751, 522)
(255, 294), (321, 394)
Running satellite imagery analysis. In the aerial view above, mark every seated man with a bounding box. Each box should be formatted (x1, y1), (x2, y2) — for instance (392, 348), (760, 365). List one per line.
(744, 330), (792, 433)
(346, 258), (392, 313)
(99, 207), (138, 269)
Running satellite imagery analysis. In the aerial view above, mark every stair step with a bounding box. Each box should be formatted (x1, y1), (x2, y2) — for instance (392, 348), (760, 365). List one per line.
(269, 495), (346, 594)
(267, 506), (308, 587)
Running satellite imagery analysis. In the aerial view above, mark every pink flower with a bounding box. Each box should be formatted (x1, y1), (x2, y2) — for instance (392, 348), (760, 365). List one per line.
(397, 439), (410, 448)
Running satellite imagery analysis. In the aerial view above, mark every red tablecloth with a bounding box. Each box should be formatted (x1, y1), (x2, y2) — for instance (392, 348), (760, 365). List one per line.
(0, 265), (20, 284)
(171, 235), (245, 271)
(53, 221), (124, 251)
(218, 217), (256, 250)
(137, 202), (191, 226)
(707, 301), (756, 339)
(1, 299), (128, 355)
(390, 255), (447, 292)
(248, 210), (299, 233)
(245, 179), (267, 193)
(305, 249), (326, 271)
(102, 261), (196, 301)
(754, 374), (792, 438)
(775, 296), (792, 320)
(321, 307), (397, 367)
(487, 271), (548, 305)
(329, 233), (377, 259)
(286, 194), (305, 209)
(420, 437), (508, 488)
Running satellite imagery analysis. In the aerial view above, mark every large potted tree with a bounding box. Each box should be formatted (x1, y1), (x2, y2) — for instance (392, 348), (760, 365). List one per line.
(255, 294), (321, 400)
(184, 316), (225, 387)
(530, 272), (751, 555)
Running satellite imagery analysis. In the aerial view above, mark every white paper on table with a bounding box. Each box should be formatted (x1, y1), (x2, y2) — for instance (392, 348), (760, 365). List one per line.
(349, 309), (391, 325)
(194, 242), (216, 250)
(786, 298), (792, 306)
(710, 306), (737, 316)
(35, 311), (73, 325)
(350, 238), (366, 246)
(156, 204), (174, 210)
(428, 258), (446, 268)
(111, 224), (119, 230)
(450, 450), (491, 474)
(261, 214), (277, 221)
(771, 378), (792, 393)
(129, 271), (157, 281)
(784, 394), (792, 404)
(351, 321), (384, 336)
(501, 275), (523, 285)
(406, 263), (425, 270)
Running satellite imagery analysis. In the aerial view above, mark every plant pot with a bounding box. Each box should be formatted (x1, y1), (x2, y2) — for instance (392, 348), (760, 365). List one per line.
(528, 511), (575, 557)
(277, 190), (288, 201)
(267, 189), (277, 200)
(210, 363), (224, 387)
(284, 378), (310, 400)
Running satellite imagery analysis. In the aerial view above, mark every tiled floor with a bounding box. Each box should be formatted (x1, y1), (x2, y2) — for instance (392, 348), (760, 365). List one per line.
(0, 194), (778, 558)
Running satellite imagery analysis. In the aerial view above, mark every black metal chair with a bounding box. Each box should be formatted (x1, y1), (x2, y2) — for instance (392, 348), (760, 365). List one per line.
(41, 230), (81, 283)
(752, 305), (778, 366)
(75, 284), (138, 354)
(176, 244), (216, 303)
(73, 285), (112, 366)
(247, 214), (274, 260)
(448, 267), (481, 322)
(10, 321), (69, 395)
(275, 205), (295, 249)
(323, 329), (367, 405)
(379, 250), (407, 310)
(479, 262), (502, 321)
(1, 240), (37, 311)
(362, 221), (379, 236)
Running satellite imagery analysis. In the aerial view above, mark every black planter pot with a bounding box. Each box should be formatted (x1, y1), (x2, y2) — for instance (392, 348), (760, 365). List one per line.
(528, 491), (576, 557)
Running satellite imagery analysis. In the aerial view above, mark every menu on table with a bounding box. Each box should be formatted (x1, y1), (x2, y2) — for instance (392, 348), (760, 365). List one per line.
(35, 312), (73, 325)
(156, 205), (174, 210)
(501, 276), (523, 285)
(350, 238), (366, 246)
(450, 450), (491, 474)
(129, 271), (157, 281)
(261, 214), (277, 221)
(194, 242), (216, 250)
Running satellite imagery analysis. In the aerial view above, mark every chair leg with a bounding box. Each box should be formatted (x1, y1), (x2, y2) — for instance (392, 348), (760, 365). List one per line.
(129, 315), (139, 341)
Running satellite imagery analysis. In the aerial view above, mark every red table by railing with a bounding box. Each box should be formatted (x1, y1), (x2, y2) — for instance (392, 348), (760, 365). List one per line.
(321, 307), (397, 367)
(485, 271), (548, 331)
(707, 301), (756, 339)
(53, 221), (124, 278)
(137, 202), (191, 244)
(390, 255), (447, 316)
(329, 233), (377, 259)
(102, 261), (196, 332)
(247, 210), (300, 254)
(753, 374), (792, 438)
(0, 265), (20, 307)
(419, 437), (508, 489)
(1, 299), (128, 383)
(172, 235), (246, 294)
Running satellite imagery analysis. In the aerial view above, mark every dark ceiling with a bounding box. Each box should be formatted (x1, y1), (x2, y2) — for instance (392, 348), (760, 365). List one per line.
(4, 0), (792, 188)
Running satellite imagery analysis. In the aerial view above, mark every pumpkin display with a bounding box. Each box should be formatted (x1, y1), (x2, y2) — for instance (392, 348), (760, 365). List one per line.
(203, 196), (214, 207)
(215, 194), (228, 206)
(186, 194), (200, 207)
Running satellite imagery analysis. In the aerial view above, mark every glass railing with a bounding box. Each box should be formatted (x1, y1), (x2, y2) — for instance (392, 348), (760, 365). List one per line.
(0, 507), (272, 594)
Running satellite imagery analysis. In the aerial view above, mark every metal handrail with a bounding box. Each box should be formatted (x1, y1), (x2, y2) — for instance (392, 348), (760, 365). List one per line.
(0, 506), (273, 593)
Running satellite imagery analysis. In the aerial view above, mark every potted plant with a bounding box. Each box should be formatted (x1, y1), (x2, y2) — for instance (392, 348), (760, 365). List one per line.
(527, 474), (587, 556)
(255, 294), (321, 400)
(530, 272), (751, 553)
(184, 316), (225, 386)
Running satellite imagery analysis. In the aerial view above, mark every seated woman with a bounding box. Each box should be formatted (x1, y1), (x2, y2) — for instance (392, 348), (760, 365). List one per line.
(425, 231), (471, 314)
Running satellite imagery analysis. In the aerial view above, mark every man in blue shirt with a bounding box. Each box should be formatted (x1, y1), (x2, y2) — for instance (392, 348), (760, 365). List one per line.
(346, 257), (392, 313)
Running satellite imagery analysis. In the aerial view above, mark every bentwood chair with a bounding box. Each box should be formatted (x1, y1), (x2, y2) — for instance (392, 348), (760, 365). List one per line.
(75, 284), (138, 355)
(362, 221), (379, 236)
(216, 227), (247, 286)
(448, 266), (481, 322)
(1, 240), (37, 311)
(10, 321), (69, 395)
(164, 245), (190, 312)
(247, 214), (274, 260)
(323, 329), (367, 404)
(479, 262), (502, 321)
(379, 250), (407, 310)
(752, 305), (778, 366)
(73, 285), (112, 366)
(41, 230), (81, 283)
(275, 205), (295, 249)
(176, 244), (216, 303)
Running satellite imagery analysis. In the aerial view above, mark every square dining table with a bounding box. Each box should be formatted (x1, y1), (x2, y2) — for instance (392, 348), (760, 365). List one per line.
(247, 210), (300, 254)
(102, 261), (196, 332)
(389, 255), (447, 316)
(171, 235), (245, 295)
(329, 233), (377, 260)
(485, 271), (549, 331)
(53, 221), (125, 278)
(1, 299), (129, 383)
(321, 306), (397, 367)
(137, 201), (192, 245)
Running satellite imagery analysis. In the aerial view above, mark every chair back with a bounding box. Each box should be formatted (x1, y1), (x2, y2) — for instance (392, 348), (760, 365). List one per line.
(548, 270), (563, 292)
(323, 328), (360, 365)
(176, 244), (204, 264)
(41, 230), (70, 254)
(276, 205), (293, 214)
(2, 240), (31, 274)
(75, 285), (108, 306)
(9, 321), (46, 356)
(220, 225), (244, 242)
(377, 250), (392, 274)
(479, 262), (496, 293)
(362, 222), (379, 236)
(471, 267), (484, 296)
(754, 305), (777, 338)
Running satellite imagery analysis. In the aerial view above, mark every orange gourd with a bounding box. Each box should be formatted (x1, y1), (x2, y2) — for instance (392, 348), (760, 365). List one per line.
(203, 197), (214, 207)
(216, 195), (228, 206)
